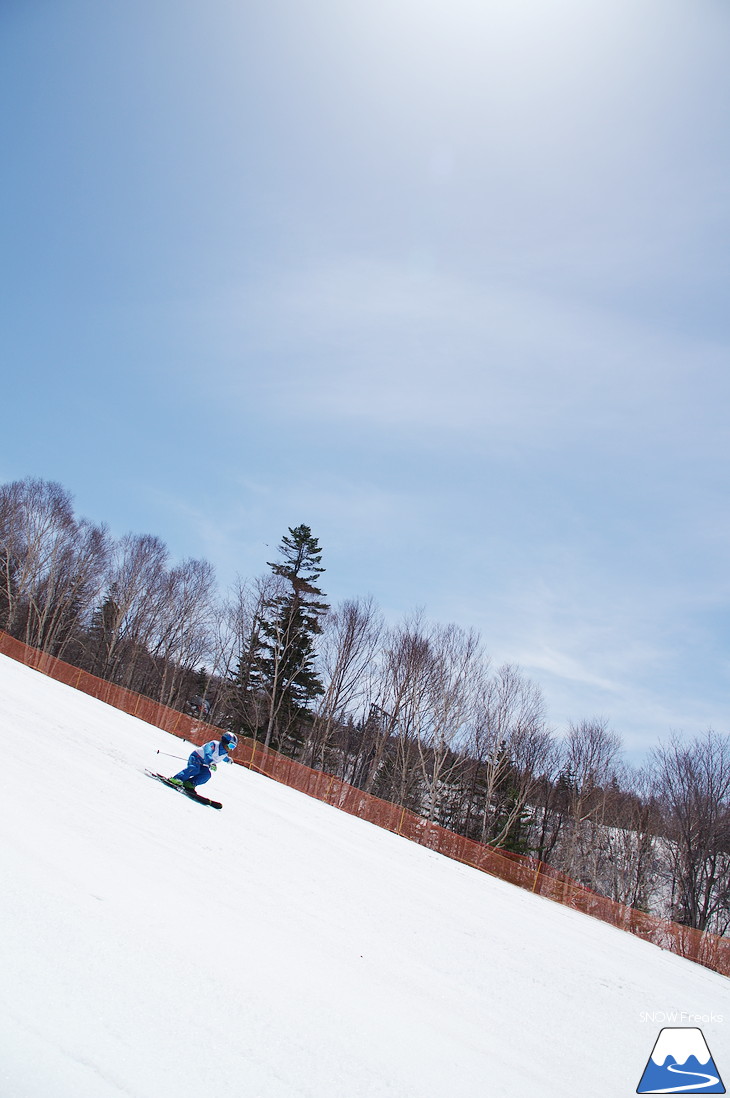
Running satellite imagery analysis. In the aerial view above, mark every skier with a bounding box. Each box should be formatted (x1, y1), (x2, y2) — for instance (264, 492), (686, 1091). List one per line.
(168, 732), (238, 792)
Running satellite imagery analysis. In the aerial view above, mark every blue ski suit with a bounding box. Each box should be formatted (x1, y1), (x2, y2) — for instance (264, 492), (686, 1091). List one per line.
(172, 740), (233, 788)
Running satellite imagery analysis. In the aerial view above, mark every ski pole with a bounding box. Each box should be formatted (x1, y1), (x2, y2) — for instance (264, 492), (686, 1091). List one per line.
(156, 749), (187, 760)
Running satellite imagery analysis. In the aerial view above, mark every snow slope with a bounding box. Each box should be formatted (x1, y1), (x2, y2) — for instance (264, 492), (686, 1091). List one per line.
(0, 653), (727, 1098)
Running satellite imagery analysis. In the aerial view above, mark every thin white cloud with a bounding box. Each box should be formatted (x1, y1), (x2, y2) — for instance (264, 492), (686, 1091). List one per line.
(197, 257), (729, 460)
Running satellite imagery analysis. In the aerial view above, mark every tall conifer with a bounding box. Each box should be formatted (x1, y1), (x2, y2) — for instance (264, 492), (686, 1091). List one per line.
(237, 525), (329, 754)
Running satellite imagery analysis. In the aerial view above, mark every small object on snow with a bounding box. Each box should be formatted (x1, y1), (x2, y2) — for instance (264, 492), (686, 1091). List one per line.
(145, 770), (222, 810)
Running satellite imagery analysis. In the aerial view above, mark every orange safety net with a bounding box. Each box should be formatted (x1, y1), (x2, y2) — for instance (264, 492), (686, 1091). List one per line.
(2, 629), (728, 977)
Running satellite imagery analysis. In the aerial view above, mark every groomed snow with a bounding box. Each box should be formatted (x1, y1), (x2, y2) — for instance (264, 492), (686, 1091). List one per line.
(1, 653), (727, 1097)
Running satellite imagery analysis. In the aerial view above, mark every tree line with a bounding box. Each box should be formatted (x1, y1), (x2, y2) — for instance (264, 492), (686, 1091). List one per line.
(1, 476), (728, 935)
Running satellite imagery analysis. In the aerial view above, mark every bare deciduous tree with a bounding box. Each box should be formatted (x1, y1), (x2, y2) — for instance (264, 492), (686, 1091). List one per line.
(0, 477), (108, 655)
(150, 557), (218, 708)
(306, 596), (383, 770)
(559, 717), (622, 882)
(88, 533), (170, 686)
(361, 612), (434, 808)
(464, 664), (551, 849)
(652, 730), (730, 933)
(598, 765), (660, 910)
(413, 623), (486, 823)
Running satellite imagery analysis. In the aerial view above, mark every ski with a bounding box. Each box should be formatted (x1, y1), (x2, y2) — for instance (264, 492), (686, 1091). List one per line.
(145, 770), (223, 810)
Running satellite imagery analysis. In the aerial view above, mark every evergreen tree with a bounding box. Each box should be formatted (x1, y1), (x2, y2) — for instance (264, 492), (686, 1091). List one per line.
(194, 667), (209, 695)
(239, 525), (329, 754)
(87, 594), (122, 678)
(486, 741), (532, 855)
(492, 777), (532, 855)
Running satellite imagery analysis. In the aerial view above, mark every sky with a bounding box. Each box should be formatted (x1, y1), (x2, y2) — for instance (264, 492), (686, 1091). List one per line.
(1, 0), (729, 759)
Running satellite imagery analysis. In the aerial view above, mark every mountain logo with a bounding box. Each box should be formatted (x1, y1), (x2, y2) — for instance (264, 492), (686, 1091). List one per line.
(637, 1027), (725, 1093)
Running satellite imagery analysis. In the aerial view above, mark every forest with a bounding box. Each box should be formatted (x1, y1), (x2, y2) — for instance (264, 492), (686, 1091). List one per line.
(1, 476), (729, 935)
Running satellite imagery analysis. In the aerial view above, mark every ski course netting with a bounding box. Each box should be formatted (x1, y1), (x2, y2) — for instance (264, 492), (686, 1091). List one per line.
(2, 630), (728, 978)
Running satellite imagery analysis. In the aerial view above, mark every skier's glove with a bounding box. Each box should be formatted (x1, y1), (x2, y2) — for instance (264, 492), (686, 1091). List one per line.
(224, 756), (232, 764)
(210, 763), (217, 771)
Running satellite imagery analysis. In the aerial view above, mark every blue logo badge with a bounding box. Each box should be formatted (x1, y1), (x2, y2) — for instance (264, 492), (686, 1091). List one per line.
(637, 1028), (725, 1093)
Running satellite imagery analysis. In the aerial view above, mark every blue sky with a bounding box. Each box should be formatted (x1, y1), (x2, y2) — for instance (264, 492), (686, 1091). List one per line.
(1, 0), (728, 758)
